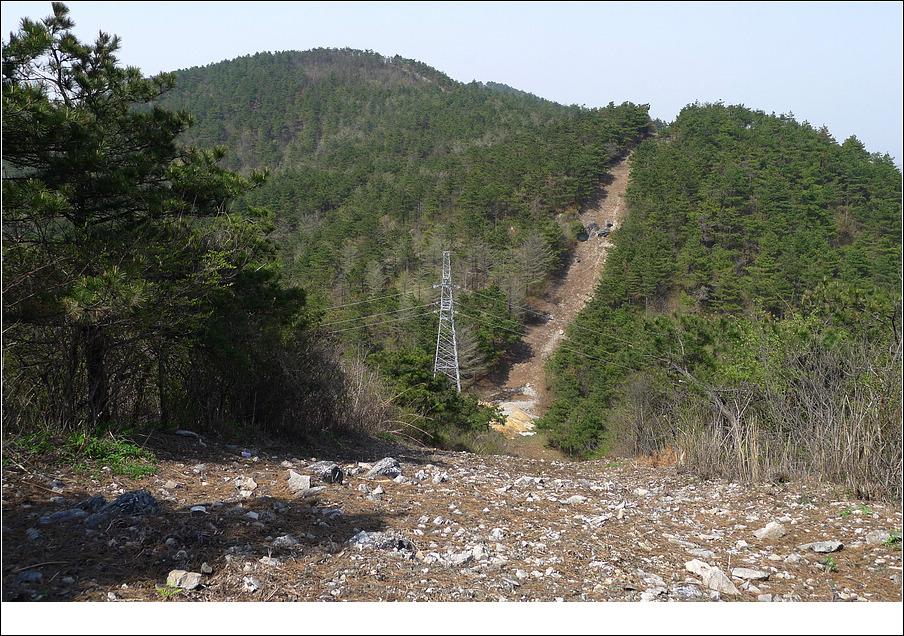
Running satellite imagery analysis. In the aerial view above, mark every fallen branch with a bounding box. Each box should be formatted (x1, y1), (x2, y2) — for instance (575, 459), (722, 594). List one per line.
(15, 561), (69, 572)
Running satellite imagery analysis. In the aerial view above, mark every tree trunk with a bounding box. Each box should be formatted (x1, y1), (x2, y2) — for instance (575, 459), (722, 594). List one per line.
(157, 346), (168, 427)
(63, 329), (79, 430)
(84, 324), (108, 425)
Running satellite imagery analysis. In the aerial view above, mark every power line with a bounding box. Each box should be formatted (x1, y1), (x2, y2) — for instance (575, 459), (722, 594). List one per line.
(457, 308), (599, 364)
(324, 285), (435, 310)
(325, 308), (436, 334)
(455, 307), (642, 371)
(318, 302), (437, 328)
(465, 286), (641, 350)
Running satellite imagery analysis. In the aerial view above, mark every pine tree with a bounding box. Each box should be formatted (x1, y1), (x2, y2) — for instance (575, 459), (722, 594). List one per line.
(2, 3), (266, 425)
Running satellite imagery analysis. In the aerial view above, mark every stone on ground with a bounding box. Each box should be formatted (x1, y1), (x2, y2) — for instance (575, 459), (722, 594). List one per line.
(287, 470), (312, 493)
(167, 570), (202, 590)
(753, 521), (786, 542)
(366, 457), (402, 479)
(731, 567), (769, 581)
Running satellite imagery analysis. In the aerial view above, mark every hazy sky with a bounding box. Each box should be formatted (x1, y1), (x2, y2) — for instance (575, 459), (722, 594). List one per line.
(3, 1), (902, 162)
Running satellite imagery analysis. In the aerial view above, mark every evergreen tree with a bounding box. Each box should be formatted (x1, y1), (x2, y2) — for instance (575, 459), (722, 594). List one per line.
(2, 3), (276, 427)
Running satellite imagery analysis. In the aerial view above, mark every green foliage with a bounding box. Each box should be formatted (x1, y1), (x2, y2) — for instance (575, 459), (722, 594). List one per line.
(840, 504), (873, 518)
(457, 286), (524, 366)
(2, 4), (341, 441)
(69, 431), (157, 477)
(155, 585), (183, 599)
(369, 348), (502, 442)
(540, 103), (902, 458)
(157, 50), (651, 378)
(820, 556), (838, 573)
(9, 426), (156, 477)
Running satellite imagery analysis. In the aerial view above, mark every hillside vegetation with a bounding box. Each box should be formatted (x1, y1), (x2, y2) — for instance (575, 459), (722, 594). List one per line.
(539, 104), (902, 498)
(162, 49), (650, 306)
(158, 49), (652, 437)
(3, 5), (651, 454)
(4, 5), (899, 500)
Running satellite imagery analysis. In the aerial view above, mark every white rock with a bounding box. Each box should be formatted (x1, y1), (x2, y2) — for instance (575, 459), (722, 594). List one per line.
(685, 559), (710, 577)
(753, 521), (786, 542)
(293, 486), (326, 500)
(271, 534), (299, 549)
(801, 540), (843, 553)
(670, 584), (703, 599)
(685, 559), (739, 596)
(166, 570), (202, 590)
(448, 550), (473, 565)
(865, 530), (891, 545)
(234, 476), (257, 492)
(242, 576), (260, 593)
(731, 567), (769, 581)
(366, 457), (402, 479)
(286, 470), (311, 493)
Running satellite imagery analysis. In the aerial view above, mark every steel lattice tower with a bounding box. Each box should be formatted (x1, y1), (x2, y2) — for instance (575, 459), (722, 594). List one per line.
(433, 251), (461, 393)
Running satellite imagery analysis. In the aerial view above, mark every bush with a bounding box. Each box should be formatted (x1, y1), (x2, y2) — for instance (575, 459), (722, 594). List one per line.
(369, 348), (502, 443)
(7, 426), (157, 478)
(671, 331), (901, 500)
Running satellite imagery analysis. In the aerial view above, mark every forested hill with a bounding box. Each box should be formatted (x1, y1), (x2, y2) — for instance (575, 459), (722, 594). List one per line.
(162, 49), (462, 171)
(539, 104), (902, 496)
(159, 49), (651, 299)
(158, 48), (652, 396)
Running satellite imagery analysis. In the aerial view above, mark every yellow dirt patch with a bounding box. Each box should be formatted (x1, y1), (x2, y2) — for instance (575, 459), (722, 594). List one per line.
(488, 405), (536, 438)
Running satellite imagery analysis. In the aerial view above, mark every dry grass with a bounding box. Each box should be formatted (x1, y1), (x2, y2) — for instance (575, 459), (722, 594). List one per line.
(673, 340), (902, 500)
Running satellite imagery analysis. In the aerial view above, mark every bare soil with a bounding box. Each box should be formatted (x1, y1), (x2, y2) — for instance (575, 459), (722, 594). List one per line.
(3, 433), (900, 602)
(482, 155), (632, 458)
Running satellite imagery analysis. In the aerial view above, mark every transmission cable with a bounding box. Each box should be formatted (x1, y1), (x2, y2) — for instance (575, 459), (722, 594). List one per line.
(317, 302), (437, 328)
(325, 308), (436, 334)
(455, 308), (641, 371)
(465, 286), (641, 350)
(323, 285), (436, 310)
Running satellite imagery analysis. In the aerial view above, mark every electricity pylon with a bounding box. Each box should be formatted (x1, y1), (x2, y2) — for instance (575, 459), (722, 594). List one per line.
(433, 250), (461, 393)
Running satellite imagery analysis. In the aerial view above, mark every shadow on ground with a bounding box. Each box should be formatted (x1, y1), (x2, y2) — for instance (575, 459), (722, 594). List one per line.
(2, 483), (402, 601)
(1, 431), (443, 601)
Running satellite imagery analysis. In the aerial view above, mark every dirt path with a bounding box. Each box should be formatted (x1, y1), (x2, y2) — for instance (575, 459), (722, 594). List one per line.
(484, 155), (632, 454)
(4, 439), (901, 602)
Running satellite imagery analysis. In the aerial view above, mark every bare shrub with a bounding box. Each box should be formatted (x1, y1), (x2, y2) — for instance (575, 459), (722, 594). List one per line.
(607, 371), (676, 456)
(672, 338), (902, 500)
(335, 350), (395, 435)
